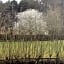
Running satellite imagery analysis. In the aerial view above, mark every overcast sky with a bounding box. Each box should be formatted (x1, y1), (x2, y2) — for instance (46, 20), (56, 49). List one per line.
(1, 0), (21, 3)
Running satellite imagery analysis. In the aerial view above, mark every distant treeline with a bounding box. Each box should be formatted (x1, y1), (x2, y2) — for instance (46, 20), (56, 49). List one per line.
(0, 34), (63, 41)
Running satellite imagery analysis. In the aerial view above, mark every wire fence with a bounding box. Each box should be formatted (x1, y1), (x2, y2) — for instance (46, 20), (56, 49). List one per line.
(0, 4), (64, 64)
(0, 33), (64, 64)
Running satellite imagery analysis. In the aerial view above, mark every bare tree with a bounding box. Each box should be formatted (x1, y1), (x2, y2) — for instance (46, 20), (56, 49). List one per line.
(46, 7), (63, 36)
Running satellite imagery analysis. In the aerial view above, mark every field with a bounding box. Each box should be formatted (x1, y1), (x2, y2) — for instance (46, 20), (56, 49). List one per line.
(0, 40), (64, 60)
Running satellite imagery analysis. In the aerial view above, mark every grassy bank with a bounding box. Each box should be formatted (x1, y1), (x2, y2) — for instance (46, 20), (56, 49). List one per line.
(0, 40), (64, 60)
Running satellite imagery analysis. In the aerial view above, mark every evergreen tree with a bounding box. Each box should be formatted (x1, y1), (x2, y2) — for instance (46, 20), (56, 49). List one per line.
(10, 0), (18, 12)
(18, 0), (39, 12)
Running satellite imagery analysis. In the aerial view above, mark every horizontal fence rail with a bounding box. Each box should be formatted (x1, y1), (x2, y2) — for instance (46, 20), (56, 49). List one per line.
(0, 58), (64, 64)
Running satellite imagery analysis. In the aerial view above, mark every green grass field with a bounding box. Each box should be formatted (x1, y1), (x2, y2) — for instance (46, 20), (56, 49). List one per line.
(0, 40), (64, 60)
